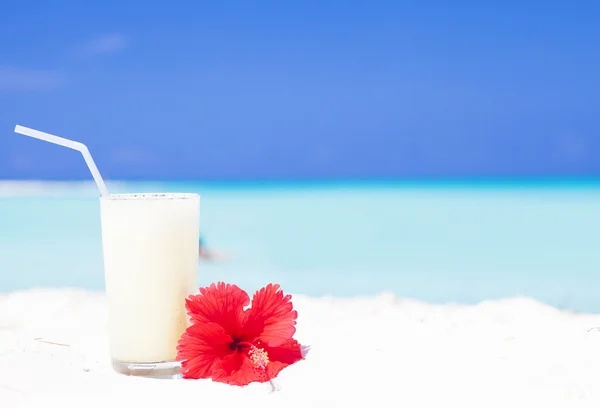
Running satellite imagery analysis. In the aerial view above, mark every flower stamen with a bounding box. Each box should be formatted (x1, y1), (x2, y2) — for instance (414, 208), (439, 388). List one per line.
(248, 346), (269, 370)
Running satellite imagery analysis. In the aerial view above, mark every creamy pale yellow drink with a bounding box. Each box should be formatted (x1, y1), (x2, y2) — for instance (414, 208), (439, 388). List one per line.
(100, 193), (200, 377)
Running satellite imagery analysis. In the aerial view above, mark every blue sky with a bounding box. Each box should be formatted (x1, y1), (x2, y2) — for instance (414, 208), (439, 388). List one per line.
(1, 1), (599, 180)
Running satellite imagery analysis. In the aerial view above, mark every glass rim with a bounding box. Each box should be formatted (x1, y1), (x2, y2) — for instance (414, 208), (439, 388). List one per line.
(100, 193), (200, 201)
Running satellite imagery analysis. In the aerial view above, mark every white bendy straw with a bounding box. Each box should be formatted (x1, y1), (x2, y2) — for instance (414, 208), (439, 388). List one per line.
(14, 125), (110, 197)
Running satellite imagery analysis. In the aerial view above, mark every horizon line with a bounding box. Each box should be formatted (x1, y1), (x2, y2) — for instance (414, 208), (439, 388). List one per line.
(3, 176), (600, 186)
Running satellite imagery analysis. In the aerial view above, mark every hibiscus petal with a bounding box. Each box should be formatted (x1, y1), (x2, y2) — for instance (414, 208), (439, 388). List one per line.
(211, 350), (266, 386)
(185, 282), (249, 336)
(243, 283), (298, 347)
(264, 338), (304, 380)
(176, 322), (233, 380)
(211, 339), (304, 385)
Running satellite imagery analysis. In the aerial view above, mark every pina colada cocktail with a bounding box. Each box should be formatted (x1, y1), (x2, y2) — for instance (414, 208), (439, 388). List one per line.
(100, 193), (200, 377)
(13, 125), (200, 378)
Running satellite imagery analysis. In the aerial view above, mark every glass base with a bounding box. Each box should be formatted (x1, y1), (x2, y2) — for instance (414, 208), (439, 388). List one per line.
(112, 359), (182, 379)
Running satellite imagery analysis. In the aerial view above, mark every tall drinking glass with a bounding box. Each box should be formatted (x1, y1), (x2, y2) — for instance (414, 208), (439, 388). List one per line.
(100, 193), (200, 378)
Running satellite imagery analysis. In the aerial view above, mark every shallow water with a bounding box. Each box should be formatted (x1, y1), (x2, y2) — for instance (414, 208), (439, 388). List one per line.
(1, 180), (599, 312)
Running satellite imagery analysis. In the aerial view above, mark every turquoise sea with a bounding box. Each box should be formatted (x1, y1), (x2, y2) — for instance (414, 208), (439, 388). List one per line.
(1, 180), (599, 312)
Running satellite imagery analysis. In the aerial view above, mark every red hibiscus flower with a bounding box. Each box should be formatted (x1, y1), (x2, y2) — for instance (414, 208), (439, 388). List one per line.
(176, 282), (305, 386)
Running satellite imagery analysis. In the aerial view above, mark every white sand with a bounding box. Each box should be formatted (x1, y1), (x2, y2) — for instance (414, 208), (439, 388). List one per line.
(1, 289), (600, 407)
